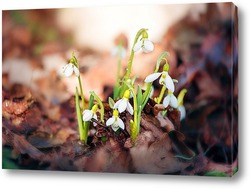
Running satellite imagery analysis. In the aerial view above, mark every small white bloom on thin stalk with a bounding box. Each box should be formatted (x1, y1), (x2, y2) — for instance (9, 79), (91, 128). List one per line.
(82, 104), (98, 126)
(144, 64), (175, 92)
(178, 105), (186, 121)
(163, 91), (178, 109)
(114, 89), (133, 115)
(145, 71), (175, 92)
(111, 46), (126, 59)
(106, 109), (125, 132)
(62, 63), (79, 77)
(177, 89), (187, 120)
(133, 39), (154, 53)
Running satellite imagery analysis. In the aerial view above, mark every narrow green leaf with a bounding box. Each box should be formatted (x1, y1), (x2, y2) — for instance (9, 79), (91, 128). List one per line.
(108, 97), (115, 109)
(89, 91), (105, 123)
(88, 94), (94, 109)
(113, 85), (119, 100)
(137, 105), (142, 134)
(137, 85), (143, 106)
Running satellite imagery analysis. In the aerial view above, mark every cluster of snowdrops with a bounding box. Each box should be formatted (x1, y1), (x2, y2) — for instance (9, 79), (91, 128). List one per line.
(61, 28), (187, 144)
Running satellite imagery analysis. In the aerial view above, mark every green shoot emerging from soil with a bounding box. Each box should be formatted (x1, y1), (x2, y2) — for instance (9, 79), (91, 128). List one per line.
(62, 28), (187, 145)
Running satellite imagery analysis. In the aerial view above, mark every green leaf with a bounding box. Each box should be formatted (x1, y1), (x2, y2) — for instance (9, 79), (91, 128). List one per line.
(88, 94), (94, 109)
(204, 171), (227, 177)
(137, 85), (143, 106)
(113, 84), (121, 100)
(89, 91), (105, 123)
(155, 52), (170, 72)
(108, 97), (115, 109)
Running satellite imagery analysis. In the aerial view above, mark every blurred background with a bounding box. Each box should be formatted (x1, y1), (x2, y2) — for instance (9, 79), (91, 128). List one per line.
(2, 3), (235, 100)
(2, 2), (238, 170)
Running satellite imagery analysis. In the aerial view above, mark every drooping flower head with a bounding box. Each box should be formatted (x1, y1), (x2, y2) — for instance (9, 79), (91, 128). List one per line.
(133, 39), (154, 53)
(177, 89), (187, 120)
(113, 89), (133, 115)
(106, 109), (125, 132)
(133, 31), (154, 53)
(163, 90), (178, 109)
(144, 63), (175, 92)
(111, 46), (127, 59)
(82, 104), (99, 126)
(61, 63), (79, 77)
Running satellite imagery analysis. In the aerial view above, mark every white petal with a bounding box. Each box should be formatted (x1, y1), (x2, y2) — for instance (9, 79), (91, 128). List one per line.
(113, 99), (122, 109)
(126, 102), (134, 115)
(178, 105), (186, 120)
(133, 40), (142, 52)
(149, 86), (154, 97)
(82, 110), (93, 121)
(121, 48), (126, 59)
(73, 65), (80, 77)
(118, 99), (127, 113)
(106, 117), (115, 126)
(63, 64), (74, 77)
(144, 72), (162, 83)
(117, 118), (125, 130)
(111, 123), (120, 132)
(170, 95), (178, 108)
(165, 73), (175, 92)
(93, 113), (98, 126)
(163, 95), (170, 108)
(111, 47), (118, 56)
(142, 39), (154, 53)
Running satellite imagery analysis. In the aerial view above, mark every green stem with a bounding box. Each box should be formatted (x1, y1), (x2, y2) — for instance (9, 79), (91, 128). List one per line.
(72, 53), (85, 110)
(120, 28), (148, 97)
(89, 91), (105, 123)
(77, 76), (85, 109)
(116, 43), (123, 86)
(75, 87), (84, 141)
(156, 86), (166, 104)
(141, 52), (169, 109)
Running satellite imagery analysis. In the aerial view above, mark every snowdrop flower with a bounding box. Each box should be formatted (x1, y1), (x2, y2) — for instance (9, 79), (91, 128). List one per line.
(114, 89), (133, 115)
(133, 38), (154, 53)
(177, 89), (187, 120)
(106, 109), (125, 132)
(62, 63), (79, 77)
(82, 104), (98, 126)
(144, 71), (175, 92)
(178, 105), (186, 121)
(163, 91), (178, 109)
(111, 46), (126, 59)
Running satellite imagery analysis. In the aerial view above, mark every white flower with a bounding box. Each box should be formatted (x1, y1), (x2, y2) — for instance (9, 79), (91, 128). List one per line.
(106, 109), (125, 132)
(163, 92), (178, 108)
(82, 104), (98, 126)
(111, 46), (126, 59)
(144, 71), (175, 92)
(113, 89), (133, 115)
(177, 89), (187, 120)
(133, 39), (154, 53)
(178, 105), (186, 120)
(62, 63), (79, 77)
